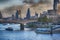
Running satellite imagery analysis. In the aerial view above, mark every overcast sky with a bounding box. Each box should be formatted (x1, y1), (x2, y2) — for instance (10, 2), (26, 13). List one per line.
(0, 0), (24, 9)
(0, 0), (53, 10)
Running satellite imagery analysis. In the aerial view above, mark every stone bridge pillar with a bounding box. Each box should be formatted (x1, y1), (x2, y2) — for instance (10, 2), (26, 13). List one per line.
(20, 23), (24, 30)
(50, 26), (53, 36)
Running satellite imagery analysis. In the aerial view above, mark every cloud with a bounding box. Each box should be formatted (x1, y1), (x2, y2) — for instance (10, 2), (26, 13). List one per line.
(0, 0), (24, 9)
(0, 0), (10, 3)
(24, 0), (53, 4)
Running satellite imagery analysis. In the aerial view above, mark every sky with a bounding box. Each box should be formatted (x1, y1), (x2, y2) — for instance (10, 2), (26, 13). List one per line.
(0, 0), (24, 9)
(0, 0), (53, 10)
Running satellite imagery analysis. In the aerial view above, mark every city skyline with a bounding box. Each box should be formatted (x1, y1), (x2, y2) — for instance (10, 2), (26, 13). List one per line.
(0, 0), (60, 19)
(0, 1), (60, 40)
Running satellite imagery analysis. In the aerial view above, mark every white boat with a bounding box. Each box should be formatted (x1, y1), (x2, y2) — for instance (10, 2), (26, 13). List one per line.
(35, 28), (51, 34)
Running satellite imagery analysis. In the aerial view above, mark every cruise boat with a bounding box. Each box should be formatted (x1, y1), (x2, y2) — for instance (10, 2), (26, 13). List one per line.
(5, 27), (13, 31)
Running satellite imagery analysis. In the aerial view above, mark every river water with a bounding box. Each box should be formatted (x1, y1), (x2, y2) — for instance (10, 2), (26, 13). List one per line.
(0, 31), (60, 40)
(0, 24), (60, 40)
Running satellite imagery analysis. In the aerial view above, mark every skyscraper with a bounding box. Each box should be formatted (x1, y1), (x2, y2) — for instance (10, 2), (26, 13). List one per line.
(35, 12), (38, 17)
(26, 8), (31, 19)
(18, 9), (21, 18)
(53, 0), (59, 11)
(0, 11), (2, 19)
(12, 14), (14, 20)
(15, 10), (19, 19)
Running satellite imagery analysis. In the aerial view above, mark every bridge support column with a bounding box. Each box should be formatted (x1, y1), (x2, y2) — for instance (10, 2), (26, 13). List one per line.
(20, 23), (24, 30)
(50, 26), (53, 36)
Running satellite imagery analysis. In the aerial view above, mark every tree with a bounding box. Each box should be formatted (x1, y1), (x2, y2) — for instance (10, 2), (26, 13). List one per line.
(38, 16), (52, 22)
(47, 18), (52, 23)
(28, 23), (36, 28)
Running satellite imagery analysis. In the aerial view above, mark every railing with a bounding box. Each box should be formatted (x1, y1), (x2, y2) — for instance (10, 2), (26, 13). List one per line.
(50, 25), (60, 35)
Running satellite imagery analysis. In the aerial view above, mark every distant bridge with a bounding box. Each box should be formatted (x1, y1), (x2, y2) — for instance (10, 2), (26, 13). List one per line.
(0, 19), (37, 30)
(0, 19), (37, 24)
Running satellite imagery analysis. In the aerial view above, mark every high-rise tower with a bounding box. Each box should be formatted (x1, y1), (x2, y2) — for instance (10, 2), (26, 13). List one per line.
(53, 0), (59, 11)
(35, 12), (38, 17)
(26, 8), (31, 19)
(0, 11), (2, 19)
(18, 9), (21, 18)
(15, 10), (19, 19)
(12, 14), (15, 20)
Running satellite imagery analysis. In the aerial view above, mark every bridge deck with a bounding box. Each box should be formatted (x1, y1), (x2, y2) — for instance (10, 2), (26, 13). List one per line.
(0, 19), (37, 24)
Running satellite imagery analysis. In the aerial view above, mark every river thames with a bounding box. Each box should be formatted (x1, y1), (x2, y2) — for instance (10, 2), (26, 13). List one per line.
(0, 24), (60, 40)
(0, 30), (60, 40)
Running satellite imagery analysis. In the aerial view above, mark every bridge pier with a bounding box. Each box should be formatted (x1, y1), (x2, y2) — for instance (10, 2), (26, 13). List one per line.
(20, 23), (24, 30)
(50, 26), (53, 36)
